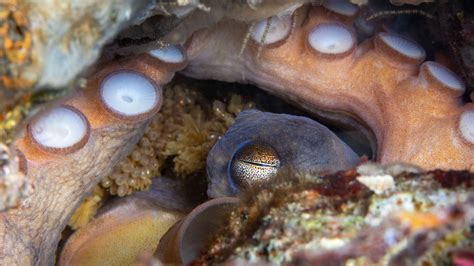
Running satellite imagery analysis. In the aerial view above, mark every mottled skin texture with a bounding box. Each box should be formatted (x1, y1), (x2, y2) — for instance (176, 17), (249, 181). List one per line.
(0, 53), (183, 265)
(184, 5), (474, 170)
(207, 110), (360, 197)
(1, 121), (146, 265)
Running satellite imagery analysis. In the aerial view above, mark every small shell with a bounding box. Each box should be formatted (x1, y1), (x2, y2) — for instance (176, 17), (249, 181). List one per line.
(356, 174), (395, 194)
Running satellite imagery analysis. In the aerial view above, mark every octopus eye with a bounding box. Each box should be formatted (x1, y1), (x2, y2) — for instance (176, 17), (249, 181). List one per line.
(307, 22), (355, 57)
(228, 140), (281, 191)
(148, 45), (186, 64)
(251, 14), (293, 45)
(28, 105), (90, 154)
(99, 70), (161, 121)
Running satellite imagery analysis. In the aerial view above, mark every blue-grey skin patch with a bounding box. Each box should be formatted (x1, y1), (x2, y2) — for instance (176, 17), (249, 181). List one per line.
(206, 110), (360, 198)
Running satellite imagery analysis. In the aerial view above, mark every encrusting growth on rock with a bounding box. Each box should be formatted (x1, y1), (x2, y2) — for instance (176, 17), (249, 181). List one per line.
(194, 164), (474, 265)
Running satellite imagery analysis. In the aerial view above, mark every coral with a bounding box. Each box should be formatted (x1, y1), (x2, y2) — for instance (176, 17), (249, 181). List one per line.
(101, 83), (254, 196)
(0, 0), (33, 89)
(0, 0), (159, 90)
(194, 163), (474, 264)
(421, 228), (473, 265)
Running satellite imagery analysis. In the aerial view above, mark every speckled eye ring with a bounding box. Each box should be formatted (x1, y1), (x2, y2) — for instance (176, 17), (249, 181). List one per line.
(228, 140), (281, 192)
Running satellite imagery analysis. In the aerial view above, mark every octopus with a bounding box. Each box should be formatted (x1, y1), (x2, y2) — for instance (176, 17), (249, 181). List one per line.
(0, 0), (474, 264)
(206, 110), (360, 197)
(183, 2), (474, 170)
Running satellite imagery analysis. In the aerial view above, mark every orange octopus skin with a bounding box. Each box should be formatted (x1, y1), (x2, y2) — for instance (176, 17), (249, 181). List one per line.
(183, 5), (474, 170)
(0, 49), (187, 264)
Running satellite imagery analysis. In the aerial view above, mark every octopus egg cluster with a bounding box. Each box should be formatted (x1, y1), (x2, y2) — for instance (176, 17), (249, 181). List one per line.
(100, 84), (255, 197)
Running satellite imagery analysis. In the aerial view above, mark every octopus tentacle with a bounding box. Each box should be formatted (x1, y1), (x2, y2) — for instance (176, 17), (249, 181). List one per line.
(59, 182), (186, 266)
(0, 45), (187, 264)
(183, 4), (473, 170)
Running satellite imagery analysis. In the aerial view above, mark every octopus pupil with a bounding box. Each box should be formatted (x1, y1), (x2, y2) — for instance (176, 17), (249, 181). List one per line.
(240, 159), (278, 168)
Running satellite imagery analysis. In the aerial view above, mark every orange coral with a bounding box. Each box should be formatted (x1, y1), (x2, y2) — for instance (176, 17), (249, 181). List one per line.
(0, 0), (34, 89)
(399, 211), (444, 230)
